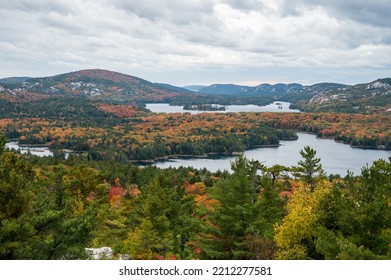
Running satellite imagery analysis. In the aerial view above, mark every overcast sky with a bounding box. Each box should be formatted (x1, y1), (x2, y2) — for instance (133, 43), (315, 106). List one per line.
(0, 0), (390, 86)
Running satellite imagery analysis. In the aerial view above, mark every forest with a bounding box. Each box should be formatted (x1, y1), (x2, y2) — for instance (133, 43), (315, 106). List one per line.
(1, 81), (390, 260)
(0, 100), (390, 162)
(0, 134), (390, 260)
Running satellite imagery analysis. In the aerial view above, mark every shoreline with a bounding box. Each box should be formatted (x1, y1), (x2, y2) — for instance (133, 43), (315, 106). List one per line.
(130, 143), (282, 164)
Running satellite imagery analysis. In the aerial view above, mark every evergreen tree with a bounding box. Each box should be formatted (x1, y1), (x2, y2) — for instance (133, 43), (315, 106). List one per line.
(0, 142), (98, 259)
(293, 146), (325, 187)
(200, 156), (266, 259)
(0, 134), (6, 155)
(124, 175), (195, 259)
(316, 159), (391, 259)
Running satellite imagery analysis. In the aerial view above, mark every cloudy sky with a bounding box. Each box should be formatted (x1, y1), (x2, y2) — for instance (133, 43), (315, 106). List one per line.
(0, 0), (390, 86)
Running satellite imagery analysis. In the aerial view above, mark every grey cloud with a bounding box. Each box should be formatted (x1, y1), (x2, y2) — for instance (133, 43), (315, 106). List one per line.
(0, 0), (76, 15)
(296, 0), (391, 28)
(0, 0), (390, 85)
(222, 0), (264, 12)
(111, 0), (215, 25)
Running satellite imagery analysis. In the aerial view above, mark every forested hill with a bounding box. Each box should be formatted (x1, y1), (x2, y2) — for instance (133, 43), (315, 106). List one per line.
(186, 79), (391, 113)
(0, 69), (193, 103)
(299, 78), (391, 113)
(197, 82), (346, 98)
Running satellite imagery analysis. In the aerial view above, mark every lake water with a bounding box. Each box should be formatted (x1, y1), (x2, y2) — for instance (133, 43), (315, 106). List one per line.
(6, 141), (54, 157)
(6, 134), (389, 176)
(5, 141), (74, 158)
(148, 133), (390, 176)
(146, 102), (300, 114)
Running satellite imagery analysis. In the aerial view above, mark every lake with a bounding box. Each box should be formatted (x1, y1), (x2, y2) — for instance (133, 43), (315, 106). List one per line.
(6, 134), (389, 176)
(5, 141), (74, 158)
(6, 141), (54, 157)
(147, 133), (390, 176)
(145, 101), (300, 114)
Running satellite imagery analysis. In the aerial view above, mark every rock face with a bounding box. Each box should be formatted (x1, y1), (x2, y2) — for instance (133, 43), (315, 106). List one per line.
(85, 247), (113, 260)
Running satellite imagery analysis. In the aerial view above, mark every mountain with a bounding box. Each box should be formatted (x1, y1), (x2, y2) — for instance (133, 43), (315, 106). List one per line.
(183, 85), (207, 92)
(283, 83), (349, 103)
(302, 78), (391, 113)
(199, 83), (303, 96)
(0, 77), (31, 84)
(154, 83), (194, 94)
(197, 82), (347, 100)
(0, 69), (192, 103)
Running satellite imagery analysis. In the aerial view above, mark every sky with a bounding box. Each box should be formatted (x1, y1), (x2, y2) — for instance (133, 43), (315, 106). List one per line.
(0, 0), (390, 86)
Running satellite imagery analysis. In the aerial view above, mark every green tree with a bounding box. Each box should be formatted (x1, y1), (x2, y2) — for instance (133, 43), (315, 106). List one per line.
(124, 175), (195, 259)
(0, 134), (6, 155)
(0, 142), (98, 259)
(315, 159), (391, 259)
(293, 146), (325, 187)
(0, 150), (35, 259)
(200, 156), (267, 259)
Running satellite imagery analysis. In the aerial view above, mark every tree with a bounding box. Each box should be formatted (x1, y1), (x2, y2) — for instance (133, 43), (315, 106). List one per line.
(315, 159), (391, 259)
(124, 175), (195, 259)
(0, 134), (6, 155)
(200, 156), (267, 259)
(0, 148), (35, 259)
(293, 146), (325, 187)
(0, 142), (98, 259)
(274, 180), (332, 259)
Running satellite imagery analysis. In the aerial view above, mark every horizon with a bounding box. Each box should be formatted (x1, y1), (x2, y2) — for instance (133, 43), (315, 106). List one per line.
(1, 68), (390, 87)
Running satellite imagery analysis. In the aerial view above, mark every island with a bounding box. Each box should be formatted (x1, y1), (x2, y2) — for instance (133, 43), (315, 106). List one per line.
(183, 104), (226, 111)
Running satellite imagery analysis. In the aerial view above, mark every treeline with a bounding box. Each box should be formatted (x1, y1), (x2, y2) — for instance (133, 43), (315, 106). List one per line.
(1, 135), (390, 260)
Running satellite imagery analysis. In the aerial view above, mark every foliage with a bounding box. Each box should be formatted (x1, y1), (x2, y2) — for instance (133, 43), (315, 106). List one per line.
(0, 129), (390, 260)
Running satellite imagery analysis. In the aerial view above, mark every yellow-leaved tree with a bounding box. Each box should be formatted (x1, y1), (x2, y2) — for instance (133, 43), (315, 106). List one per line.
(274, 180), (332, 259)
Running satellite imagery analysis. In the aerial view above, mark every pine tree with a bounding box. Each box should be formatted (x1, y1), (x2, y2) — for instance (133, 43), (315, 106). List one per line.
(125, 175), (195, 259)
(200, 156), (266, 259)
(293, 146), (325, 187)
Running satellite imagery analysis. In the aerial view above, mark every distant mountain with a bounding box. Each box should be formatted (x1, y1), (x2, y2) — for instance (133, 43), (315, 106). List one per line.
(197, 82), (347, 100)
(302, 78), (391, 113)
(183, 85), (207, 92)
(0, 69), (192, 103)
(283, 83), (349, 103)
(154, 83), (194, 93)
(0, 77), (31, 84)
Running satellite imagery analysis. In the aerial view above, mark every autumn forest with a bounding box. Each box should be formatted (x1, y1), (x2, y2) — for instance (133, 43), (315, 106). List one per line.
(0, 69), (390, 260)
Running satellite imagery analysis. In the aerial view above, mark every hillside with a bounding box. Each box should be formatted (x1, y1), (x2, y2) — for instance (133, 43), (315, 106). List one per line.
(299, 78), (391, 113)
(0, 77), (31, 84)
(198, 82), (347, 99)
(0, 69), (191, 103)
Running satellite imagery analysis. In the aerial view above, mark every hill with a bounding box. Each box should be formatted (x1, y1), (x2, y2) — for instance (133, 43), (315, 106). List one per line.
(183, 85), (206, 92)
(299, 78), (391, 113)
(198, 82), (347, 99)
(0, 69), (191, 103)
(0, 77), (31, 84)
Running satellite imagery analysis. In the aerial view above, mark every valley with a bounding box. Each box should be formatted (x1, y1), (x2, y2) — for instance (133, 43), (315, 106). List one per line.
(0, 69), (390, 261)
